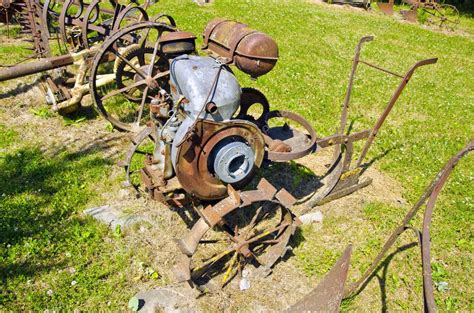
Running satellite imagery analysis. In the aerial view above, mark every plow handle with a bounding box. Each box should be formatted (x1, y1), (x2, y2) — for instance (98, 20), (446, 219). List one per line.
(355, 57), (438, 167)
(0, 54), (74, 82)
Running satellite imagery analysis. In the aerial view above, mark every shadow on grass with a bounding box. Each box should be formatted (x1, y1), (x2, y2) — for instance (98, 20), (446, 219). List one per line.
(343, 241), (419, 312)
(0, 146), (111, 287)
(0, 81), (38, 100)
(251, 143), (398, 203)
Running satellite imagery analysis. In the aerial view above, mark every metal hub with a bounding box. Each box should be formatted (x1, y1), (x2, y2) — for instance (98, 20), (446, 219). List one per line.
(212, 140), (255, 184)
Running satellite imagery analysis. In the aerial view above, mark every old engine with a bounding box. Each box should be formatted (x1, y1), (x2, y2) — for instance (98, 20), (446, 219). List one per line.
(120, 19), (316, 203)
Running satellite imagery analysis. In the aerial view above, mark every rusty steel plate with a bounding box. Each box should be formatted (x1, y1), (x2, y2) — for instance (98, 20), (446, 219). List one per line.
(175, 119), (265, 200)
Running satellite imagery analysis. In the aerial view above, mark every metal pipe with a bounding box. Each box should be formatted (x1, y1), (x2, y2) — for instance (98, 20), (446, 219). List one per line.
(0, 54), (74, 82)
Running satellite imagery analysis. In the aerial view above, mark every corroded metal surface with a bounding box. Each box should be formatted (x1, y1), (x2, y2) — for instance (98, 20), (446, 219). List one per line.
(174, 178), (298, 287)
(302, 36), (437, 210)
(0, 53), (73, 81)
(263, 110), (317, 162)
(202, 19), (279, 78)
(175, 119), (265, 200)
(89, 21), (176, 131)
(287, 245), (352, 313)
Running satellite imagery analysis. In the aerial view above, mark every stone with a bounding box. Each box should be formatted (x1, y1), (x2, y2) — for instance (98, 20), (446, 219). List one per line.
(84, 205), (150, 229)
(299, 211), (323, 224)
(133, 286), (199, 312)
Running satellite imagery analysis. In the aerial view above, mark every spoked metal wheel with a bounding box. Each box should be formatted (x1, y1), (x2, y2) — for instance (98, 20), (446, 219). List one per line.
(58, 0), (86, 50)
(89, 21), (176, 132)
(120, 125), (158, 193)
(423, 3), (460, 30)
(175, 181), (298, 288)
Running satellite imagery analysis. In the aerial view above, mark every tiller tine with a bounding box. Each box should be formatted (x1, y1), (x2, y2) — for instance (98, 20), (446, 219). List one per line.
(286, 245), (352, 312)
(173, 178), (298, 288)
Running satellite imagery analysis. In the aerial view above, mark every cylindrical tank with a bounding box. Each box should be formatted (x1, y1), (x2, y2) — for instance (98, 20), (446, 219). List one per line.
(202, 19), (278, 78)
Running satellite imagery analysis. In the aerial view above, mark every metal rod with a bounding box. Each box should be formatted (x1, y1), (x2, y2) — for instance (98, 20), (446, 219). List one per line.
(0, 54), (74, 82)
(332, 35), (374, 167)
(355, 58), (438, 168)
(358, 60), (404, 78)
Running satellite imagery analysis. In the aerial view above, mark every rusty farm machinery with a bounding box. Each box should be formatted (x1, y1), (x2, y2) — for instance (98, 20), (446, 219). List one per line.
(3, 8), (468, 309)
(0, 0), (176, 113)
(377, 0), (460, 30)
(80, 19), (439, 288)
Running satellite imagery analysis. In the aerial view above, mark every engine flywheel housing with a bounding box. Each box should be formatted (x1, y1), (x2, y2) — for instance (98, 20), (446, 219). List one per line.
(175, 119), (265, 200)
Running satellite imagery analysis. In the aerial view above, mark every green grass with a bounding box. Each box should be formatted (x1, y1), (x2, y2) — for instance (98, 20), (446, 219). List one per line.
(1, 0), (473, 310)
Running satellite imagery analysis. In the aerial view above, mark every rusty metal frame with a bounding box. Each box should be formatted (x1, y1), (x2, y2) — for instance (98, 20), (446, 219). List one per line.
(300, 36), (437, 210)
(291, 140), (473, 312)
(286, 245), (353, 312)
(377, 0), (460, 30)
(344, 139), (473, 311)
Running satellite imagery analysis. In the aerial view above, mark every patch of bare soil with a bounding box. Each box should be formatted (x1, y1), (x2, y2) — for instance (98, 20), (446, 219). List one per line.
(0, 66), (407, 311)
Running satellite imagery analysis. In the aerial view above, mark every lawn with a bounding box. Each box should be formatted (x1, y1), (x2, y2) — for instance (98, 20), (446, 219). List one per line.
(0, 0), (473, 311)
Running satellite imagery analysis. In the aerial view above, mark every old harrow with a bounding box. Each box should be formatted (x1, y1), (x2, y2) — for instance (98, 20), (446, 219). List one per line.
(105, 18), (438, 288)
(378, 0), (460, 30)
(0, 0), (177, 114)
(289, 139), (473, 312)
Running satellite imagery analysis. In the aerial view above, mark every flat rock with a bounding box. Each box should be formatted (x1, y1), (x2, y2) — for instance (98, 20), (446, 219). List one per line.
(299, 211), (323, 224)
(134, 287), (199, 312)
(84, 205), (150, 229)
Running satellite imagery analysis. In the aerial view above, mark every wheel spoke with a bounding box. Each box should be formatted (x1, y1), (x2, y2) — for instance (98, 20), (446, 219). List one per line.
(222, 252), (238, 286)
(101, 79), (146, 101)
(152, 70), (170, 80)
(109, 46), (147, 79)
(134, 86), (149, 128)
(147, 39), (161, 77)
(243, 206), (263, 240)
(199, 239), (230, 244)
(122, 70), (136, 80)
(191, 247), (236, 278)
(244, 222), (290, 246)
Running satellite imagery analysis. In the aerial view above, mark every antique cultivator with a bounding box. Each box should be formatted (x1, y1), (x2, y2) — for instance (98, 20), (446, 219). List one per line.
(0, 0), (174, 113)
(378, 0), (460, 30)
(289, 140), (473, 312)
(103, 18), (437, 288)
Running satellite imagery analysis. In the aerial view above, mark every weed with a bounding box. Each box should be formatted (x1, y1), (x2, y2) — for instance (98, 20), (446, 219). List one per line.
(30, 107), (54, 119)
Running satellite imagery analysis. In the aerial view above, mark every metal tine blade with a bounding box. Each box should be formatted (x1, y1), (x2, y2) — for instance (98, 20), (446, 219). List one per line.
(285, 245), (352, 313)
